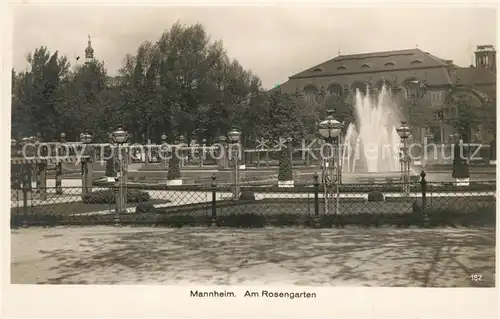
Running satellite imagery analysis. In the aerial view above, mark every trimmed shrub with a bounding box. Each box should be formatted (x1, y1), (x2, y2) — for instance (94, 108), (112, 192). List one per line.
(239, 191), (256, 201)
(489, 138), (496, 162)
(105, 156), (116, 178)
(278, 148), (293, 181)
(167, 146), (181, 180)
(135, 202), (157, 214)
(452, 144), (470, 178)
(367, 190), (384, 202)
(82, 189), (151, 204)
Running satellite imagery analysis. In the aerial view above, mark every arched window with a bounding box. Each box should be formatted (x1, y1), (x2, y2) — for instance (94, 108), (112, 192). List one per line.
(375, 80), (392, 93)
(360, 63), (371, 69)
(327, 83), (343, 97)
(337, 65), (347, 71)
(351, 81), (369, 95)
(404, 78), (425, 101)
(304, 86), (318, 103)
(410, 59), (423, 65)
(312, 67), (323, 72)
(384, 61), (396, 68)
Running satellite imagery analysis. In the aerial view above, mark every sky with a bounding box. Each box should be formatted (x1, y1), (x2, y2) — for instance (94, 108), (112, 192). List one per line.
(12, 4), (497, 89)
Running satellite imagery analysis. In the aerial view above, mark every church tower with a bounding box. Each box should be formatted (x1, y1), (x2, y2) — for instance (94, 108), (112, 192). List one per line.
(85, 34), (94, 64)
(475, 45), (496, 73)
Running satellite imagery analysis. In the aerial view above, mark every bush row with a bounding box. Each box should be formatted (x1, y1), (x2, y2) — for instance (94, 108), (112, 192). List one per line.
(12, 205), (495, 228)
(82, 189), (151, 204)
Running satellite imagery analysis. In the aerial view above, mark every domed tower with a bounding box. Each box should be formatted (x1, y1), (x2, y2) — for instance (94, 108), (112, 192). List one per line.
(85, 34), (94, 64)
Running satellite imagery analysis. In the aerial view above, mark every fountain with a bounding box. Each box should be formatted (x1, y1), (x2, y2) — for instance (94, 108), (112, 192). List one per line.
(340, 86), (418, 183)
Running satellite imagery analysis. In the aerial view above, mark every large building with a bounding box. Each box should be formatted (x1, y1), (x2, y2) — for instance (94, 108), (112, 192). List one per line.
(277, 45), (496, 144)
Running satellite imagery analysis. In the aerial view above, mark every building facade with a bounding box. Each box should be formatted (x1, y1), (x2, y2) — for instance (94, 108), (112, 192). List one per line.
(277, 46), (496, 144)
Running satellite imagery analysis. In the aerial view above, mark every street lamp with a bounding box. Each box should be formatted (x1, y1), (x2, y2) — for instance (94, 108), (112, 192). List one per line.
(396, 121), (412, 196)
(111, 126), (129, 218)
(228, 128), (241, 200)
(318, 108), (343, 214)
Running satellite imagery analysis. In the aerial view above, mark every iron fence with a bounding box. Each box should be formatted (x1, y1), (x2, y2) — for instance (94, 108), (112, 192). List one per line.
(10, 174), (496, 227)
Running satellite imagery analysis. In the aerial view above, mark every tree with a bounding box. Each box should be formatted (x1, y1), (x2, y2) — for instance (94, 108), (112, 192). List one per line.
(11, 47), (70, 140)
(57, 58), (109, 141)
(11, 22), (266, 148)
(450, 91), (483, 144)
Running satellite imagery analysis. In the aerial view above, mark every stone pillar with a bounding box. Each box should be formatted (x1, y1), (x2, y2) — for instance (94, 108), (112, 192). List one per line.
(55, 161), (63, 194)
(37, 162), (47, 200)
(105, 143), (116, 182)
(86, 148), (94, 193)
(81, 159), (88, 200)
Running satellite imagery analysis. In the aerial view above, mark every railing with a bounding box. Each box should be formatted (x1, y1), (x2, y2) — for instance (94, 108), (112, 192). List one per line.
(10, 176), (496, 228)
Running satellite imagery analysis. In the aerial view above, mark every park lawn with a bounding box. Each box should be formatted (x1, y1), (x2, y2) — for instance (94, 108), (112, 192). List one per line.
(11, 199), (170, 216)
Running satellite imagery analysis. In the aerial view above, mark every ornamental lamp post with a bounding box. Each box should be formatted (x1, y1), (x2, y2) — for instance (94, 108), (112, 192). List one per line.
(111, 126), (129, 221)
(228, 128), (242, 200)
(318, 108), (343, 215)
(396, 121), (412, 196)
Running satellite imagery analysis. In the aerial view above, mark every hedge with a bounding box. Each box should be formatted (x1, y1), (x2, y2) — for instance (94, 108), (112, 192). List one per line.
(120, 181), (495, 193)
(13, 203), (494, 228)
(82, 189), (151, 204)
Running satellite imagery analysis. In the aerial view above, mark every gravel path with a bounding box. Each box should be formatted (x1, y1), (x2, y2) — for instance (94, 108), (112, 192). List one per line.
(11, 226), (495, 286)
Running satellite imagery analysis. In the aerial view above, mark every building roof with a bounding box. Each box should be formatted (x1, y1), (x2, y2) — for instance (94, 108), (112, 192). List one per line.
(453, 67), (496, 86)
(290, 48), (454, 79)
(274, 47), (495, 98)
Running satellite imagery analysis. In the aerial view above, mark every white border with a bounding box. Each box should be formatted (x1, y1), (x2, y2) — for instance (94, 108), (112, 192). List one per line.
(278, 180), (295, 187)
(2, 1), (499, 318)
(166, 178), (183, 185)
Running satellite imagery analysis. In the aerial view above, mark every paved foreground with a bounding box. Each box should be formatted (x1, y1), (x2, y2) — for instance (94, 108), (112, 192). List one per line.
(11, 227), (495, 286)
